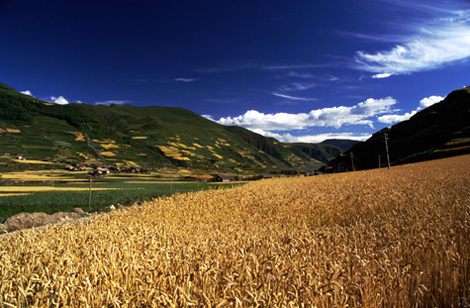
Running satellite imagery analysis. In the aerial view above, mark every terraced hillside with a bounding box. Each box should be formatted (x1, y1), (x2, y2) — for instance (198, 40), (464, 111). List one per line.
(0, 83), (343, 172)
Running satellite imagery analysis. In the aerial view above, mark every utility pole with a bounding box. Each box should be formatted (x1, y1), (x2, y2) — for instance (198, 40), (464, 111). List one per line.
(384, 133), (391, 169)
(86, 175), (92, 207)
(350, 152), (355, 171)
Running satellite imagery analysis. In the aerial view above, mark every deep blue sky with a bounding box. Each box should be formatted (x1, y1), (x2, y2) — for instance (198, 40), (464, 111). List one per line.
(1, 0), (469, 142)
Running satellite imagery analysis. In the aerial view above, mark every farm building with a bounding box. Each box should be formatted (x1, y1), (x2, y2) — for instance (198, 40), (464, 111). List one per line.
(213, 175), (238, 182)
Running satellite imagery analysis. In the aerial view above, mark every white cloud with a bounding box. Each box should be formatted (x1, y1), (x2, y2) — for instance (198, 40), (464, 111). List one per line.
(313, 97), (397, 129)
(215, 110), (309, 130)
(278, 82), (317, 91)
(50, 96), (69, 105)
(372, 73), (393, 79)
(286, 71), (315, 79)
(272, 92), (317, 101)
(202, 114), (215, 121)
(20, 90), (33, 96)
(440, 9), (470, 23)
(377, 94), (444, 124)
(210, 97), (397, 131)
(420, 95), (444, 107)
(244, 129), (371, 144)
(355, 18), (470, 75)
(250, 129), (299, 143)
(297, 133), (371, 143)
(378, 111), (418, 124)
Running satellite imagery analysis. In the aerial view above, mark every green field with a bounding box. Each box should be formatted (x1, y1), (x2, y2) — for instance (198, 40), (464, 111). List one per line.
(0, 171), (241, 222)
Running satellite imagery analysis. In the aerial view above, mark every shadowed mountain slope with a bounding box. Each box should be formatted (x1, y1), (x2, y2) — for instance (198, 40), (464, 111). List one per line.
(327, 86), (470, 171)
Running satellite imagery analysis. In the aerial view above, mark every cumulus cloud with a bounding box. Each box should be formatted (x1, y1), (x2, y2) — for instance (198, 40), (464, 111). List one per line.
(377, 111), (418, 124)
(377, 94), (444, 124)
(209, 97), (397, 131)
(250, 129), (300, 143)
(245, 129), (371, 143)
(214, 110), (309, 130)
(355, 23), (470, 75)
(50, 96), (69, 105)
(420, 95), (444, 107)
(20, 90), (33, 96)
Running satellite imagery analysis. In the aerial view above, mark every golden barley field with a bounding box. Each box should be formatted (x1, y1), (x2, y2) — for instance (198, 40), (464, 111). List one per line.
(1, 155), (469, 307)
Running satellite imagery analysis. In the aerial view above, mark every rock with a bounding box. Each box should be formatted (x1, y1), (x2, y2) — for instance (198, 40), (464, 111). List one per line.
(3, 212), (51, 233)
(109, 204), (116, 210)
(71, 207), (88, 216)
(0, 209), (92, 234)
(115, 203), (124, 210)
(49, 212), (82, 224)
(2, 211), (86, 233)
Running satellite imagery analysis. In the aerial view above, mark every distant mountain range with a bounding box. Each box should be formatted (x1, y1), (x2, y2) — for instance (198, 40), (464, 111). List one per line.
(0, 83), (353, 173)
(327, 86), (470, 171)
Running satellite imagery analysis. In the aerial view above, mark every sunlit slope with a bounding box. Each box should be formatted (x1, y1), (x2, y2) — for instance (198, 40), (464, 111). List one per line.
(0, 83), (339, 171)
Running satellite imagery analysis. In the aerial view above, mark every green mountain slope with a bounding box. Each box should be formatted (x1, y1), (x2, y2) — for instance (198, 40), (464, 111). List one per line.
(0, 83), (343, 173)
(320, 139), (357, 152)
(327, 86), (470, 171)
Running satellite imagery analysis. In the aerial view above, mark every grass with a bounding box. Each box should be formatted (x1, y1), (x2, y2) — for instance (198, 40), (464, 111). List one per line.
(0, 169), (88, 181)
(0, 173), (243, 222)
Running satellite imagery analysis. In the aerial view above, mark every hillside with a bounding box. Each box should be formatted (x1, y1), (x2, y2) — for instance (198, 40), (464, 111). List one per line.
(0, 83), (343, 173)
(320, 139), (357, 152)
(327, 86), (470, 171)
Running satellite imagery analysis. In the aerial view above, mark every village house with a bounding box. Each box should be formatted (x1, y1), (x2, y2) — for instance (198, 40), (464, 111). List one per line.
(213, 175), (238, 182)
(90, 166), (111, 176)
(258, 174), (273, 180)
(109, 166), (121, 172)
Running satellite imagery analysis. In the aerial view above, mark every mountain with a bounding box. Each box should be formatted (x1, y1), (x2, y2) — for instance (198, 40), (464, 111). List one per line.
(327, 86), (470, 172)
(0, 83), (345, 173)
(320, 139), (357, 152)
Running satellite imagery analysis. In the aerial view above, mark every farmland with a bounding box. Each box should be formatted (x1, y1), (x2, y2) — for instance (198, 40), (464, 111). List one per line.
(1, 154), (469, 307)
(0, 168), (241, 222)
